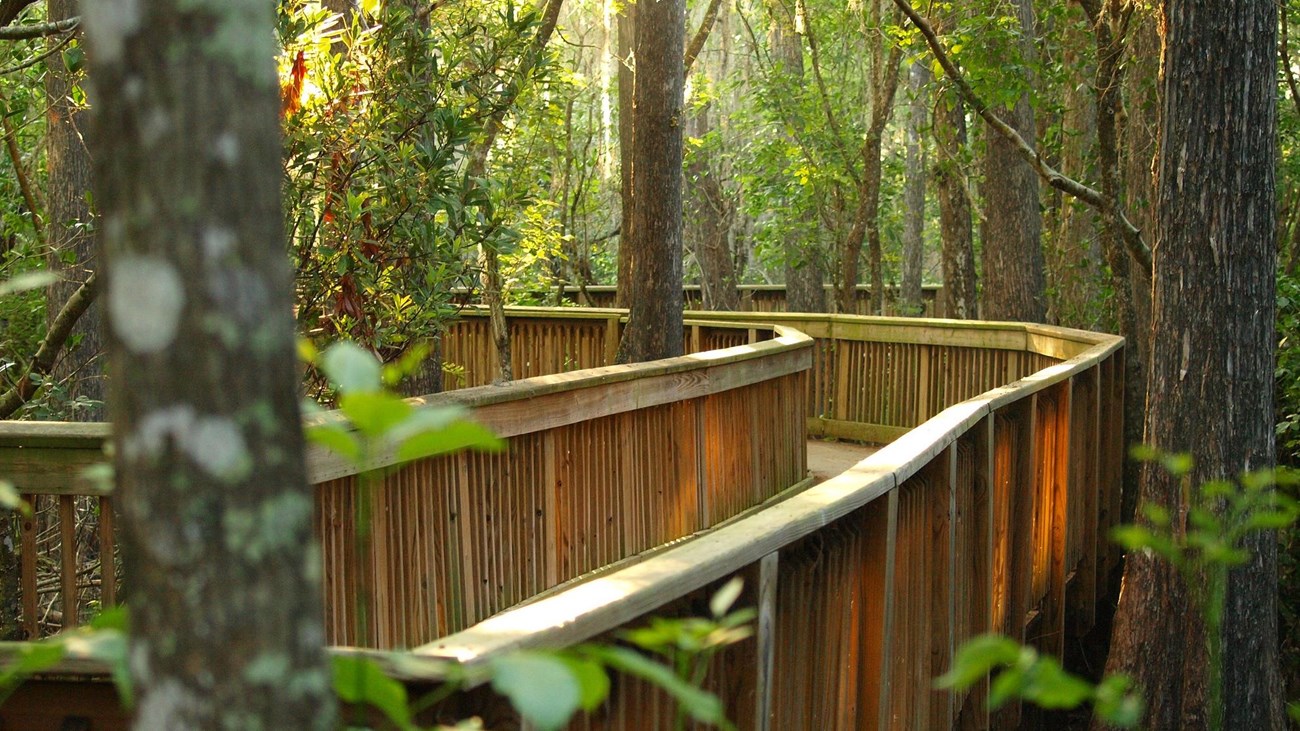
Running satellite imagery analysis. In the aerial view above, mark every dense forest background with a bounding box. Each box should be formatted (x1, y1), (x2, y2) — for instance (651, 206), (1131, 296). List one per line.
(0, 0), (1297, 720)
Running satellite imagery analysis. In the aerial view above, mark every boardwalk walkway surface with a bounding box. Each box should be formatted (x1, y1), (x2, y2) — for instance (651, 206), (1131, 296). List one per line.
(807, 438), (879, 483)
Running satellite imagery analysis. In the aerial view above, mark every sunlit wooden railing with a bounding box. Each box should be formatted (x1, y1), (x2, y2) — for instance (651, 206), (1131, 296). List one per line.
(0, 309), (1124, 731)
(0, 313), (812, 648)
(397, 313), (1125, 730)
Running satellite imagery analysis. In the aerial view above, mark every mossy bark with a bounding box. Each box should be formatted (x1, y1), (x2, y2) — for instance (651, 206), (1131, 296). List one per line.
(83, 1), (336, 727)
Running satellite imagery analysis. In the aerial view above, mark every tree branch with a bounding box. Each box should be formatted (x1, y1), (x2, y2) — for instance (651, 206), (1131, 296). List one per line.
(683, 0), (723, 76)
(0, 16), (77, 40)
(0, 270), (98, 419)
(894, 0), (1153, 273)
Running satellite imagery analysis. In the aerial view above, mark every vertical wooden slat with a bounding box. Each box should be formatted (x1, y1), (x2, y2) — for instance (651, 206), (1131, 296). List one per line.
(876, 489), (900, 730)
(20, 494), (36, 639)
(59, 495), (78, 628)
(100, 496), (117, 608)
(755, 552), (779, 731)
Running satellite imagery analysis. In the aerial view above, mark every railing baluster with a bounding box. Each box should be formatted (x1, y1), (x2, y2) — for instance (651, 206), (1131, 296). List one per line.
(20, 494), (36, 639)
(59, 495), (77, 629)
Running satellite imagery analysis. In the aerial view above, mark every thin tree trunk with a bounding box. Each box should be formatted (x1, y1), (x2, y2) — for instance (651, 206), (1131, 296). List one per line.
(765, 0), (825, 313)
(615, 3), (635, 309)
(930, 19), (977, 321)
(1046, 15), (1103, 328)
(686, 104), (738, 311)
(45, 0), (102, 420)
(900, 61), (927, 316)
(83, 0), (336, 725)
(1102, 2), (1281, 729)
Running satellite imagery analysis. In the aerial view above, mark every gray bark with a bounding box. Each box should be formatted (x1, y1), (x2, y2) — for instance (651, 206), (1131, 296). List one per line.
(978, 0), (1045, 322)
(83, 0), (336, 726)
(616, 0), (685, 362)
(900, 61), (927, 316)
(1103, 1), (1282, 728)
(45, 0), (102, 420)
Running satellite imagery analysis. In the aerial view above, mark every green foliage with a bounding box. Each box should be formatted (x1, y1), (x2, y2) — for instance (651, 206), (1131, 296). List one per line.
(943, 452), (1299, 728)
(936, 634), (1142, 726)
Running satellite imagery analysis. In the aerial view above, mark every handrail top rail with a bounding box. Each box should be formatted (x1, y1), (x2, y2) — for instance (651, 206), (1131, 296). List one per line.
(0, 320), (812, 488)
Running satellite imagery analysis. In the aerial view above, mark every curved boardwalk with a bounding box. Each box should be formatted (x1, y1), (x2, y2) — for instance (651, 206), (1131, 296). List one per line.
(0, 306), (1124, 730)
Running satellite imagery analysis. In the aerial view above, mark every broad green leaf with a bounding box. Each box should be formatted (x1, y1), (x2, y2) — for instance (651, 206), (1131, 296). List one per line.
(1160, 452), (1194, 476)
(709, 577), (744, 618)
(490, 652), (581, 731)
(987, 665), (1027, 710)
(307, 424), (362, 464)
(340, 392), (412, 438)
(395, 421), (503, 462)
(586, 646), (728, 728)
(0, 271), (56, 297)
(936, 634), (1022, 690)
(332, 655), (413, 730)
(559, 656), (610, 711)
(1021, 658), (1092, 709)
(320, 342), (382, 394)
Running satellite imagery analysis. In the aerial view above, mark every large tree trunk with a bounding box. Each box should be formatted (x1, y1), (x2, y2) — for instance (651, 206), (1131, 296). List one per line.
(45, 0), (102, 420)
(1102, 2), (1281, 729)
(767, 0), (825, 314)
(979, 0), (1045, 322)
(616, 0), (685, 362)
(83, 0), (336, 726)
(899, 61), (927, 316)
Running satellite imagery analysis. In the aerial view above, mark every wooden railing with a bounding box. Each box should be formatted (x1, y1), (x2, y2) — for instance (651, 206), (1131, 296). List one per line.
(401, 314), (1125, 729)
(0, 314), (811, 648)
(0, 310), (1124, 731)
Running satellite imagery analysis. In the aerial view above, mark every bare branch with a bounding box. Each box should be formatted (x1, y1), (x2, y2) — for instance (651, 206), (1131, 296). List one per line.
(894, 0), (1153, 273)
(683, 0), (724, 76)
(0, 271), (99, 419)
(0, 16), (77, 40)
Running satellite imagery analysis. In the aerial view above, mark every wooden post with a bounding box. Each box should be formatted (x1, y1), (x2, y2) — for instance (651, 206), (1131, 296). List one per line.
(876, 489), (900, 730)
(20, 494), (36, 639)
(100, 496), (116, 607)
(755, 551), (779, 731)
(59, 495), (77, 628)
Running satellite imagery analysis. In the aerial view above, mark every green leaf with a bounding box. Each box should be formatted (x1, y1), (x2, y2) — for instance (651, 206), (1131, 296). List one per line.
(0, 482), (30, 517)
(1094, 674), (1143, 728)
(1128, 444), (1158, 462)
(340, 392), (412, 438)
(395, 420), (503, 462)
(585, 646), (728, 728)
(307, 423), (362, 464)
(560, 656), (610, 711)
(320, 342), (383, 394)
(0, 271), (56, 297)
(490, 652), (581, 731)
(710, 577), (744, 618)
(1160, 452), (1194, 476)
(332, 655), (413, 730)
(1020, 658), (1092, 709)
(936, 634), (1022, 690)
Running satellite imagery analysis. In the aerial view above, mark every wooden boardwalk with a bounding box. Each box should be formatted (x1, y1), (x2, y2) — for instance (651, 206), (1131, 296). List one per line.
(0, 307), (1126, 730)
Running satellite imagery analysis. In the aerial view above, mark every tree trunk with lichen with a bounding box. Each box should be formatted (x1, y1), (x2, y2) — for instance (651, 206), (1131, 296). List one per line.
(83, 0), (336, 726)
(1101, 2), (1281, 729)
